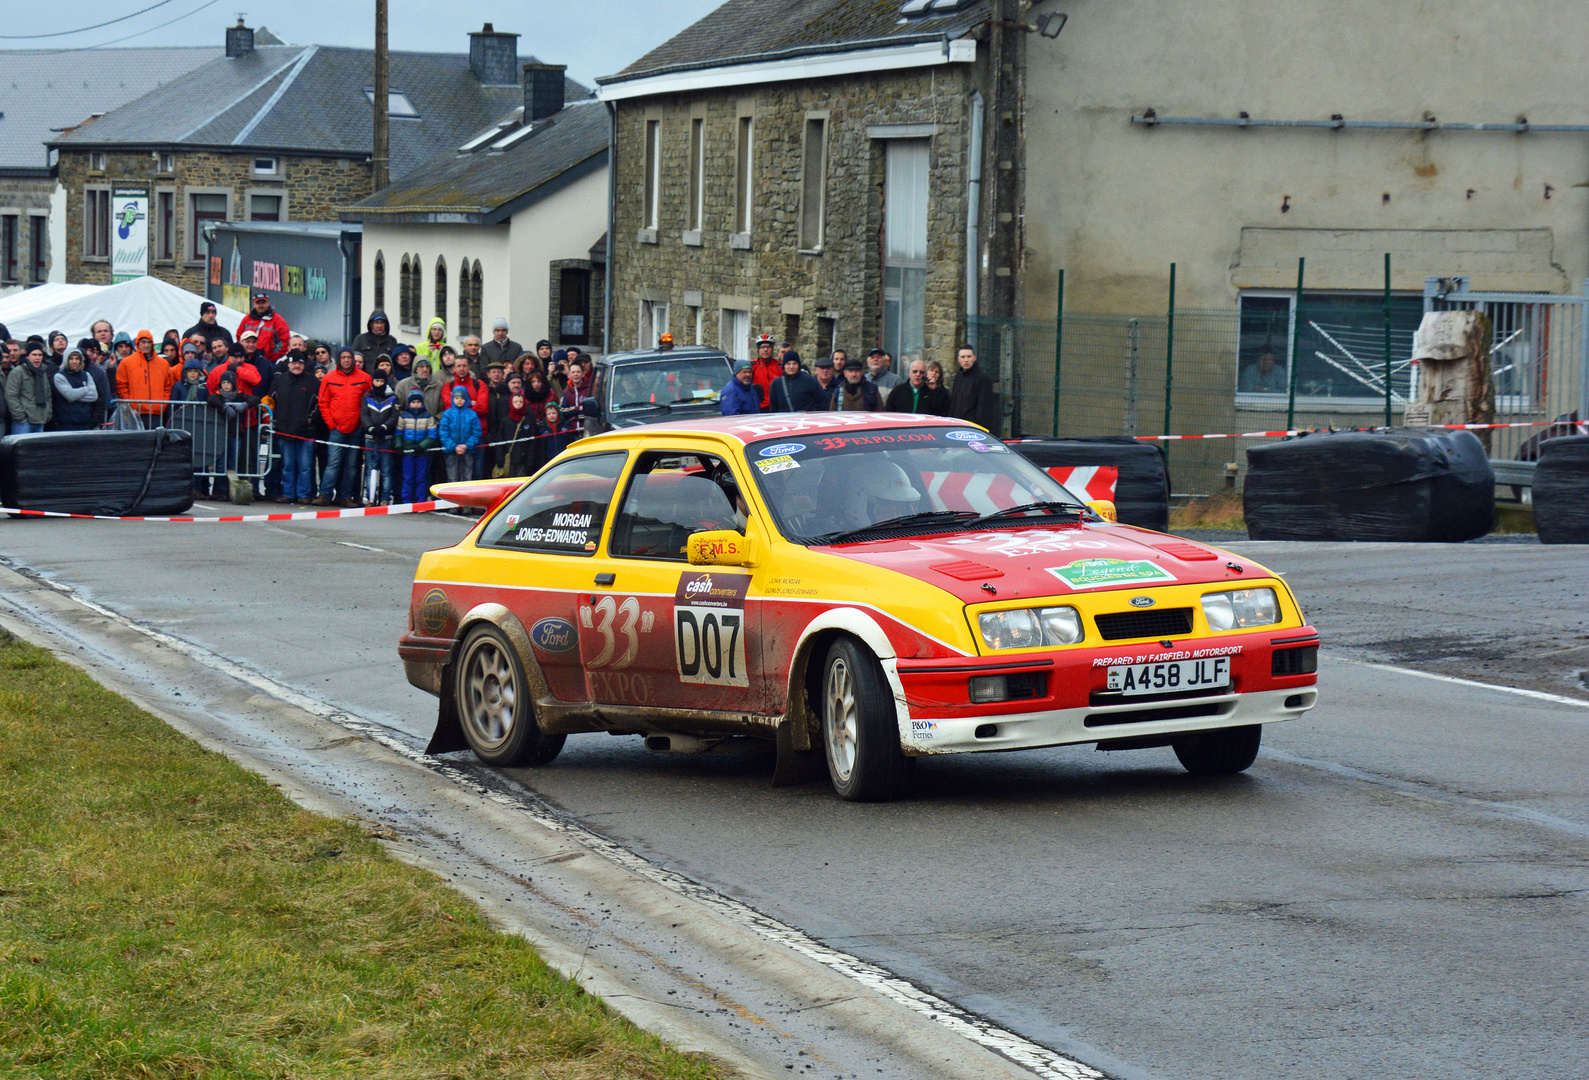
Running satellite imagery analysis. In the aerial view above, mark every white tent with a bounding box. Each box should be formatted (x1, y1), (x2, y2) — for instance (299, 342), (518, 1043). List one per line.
(0, 276), (246, 343)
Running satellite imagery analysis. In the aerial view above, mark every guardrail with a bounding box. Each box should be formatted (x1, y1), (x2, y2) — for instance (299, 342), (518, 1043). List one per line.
(112, 399), (274, 486)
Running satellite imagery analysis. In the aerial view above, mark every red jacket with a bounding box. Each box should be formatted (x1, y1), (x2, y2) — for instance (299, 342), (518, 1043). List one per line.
(205, 358), (264, 426)
(317, 367), (373, 434)
(237, 308), (291, 362)
(441, 375), (489, 422)
(751, 357), (782, 411)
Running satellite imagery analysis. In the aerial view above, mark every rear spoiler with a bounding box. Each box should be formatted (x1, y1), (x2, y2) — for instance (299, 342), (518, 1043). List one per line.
(430, 478), (523, 512)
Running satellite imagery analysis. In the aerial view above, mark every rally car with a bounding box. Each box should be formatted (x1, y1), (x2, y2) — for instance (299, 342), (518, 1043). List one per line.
(400, 413), (1318, 801)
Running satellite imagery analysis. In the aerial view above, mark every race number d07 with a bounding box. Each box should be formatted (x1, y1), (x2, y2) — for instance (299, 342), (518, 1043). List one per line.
(674, 571), (751, 688)
(675, 608), (747, 686)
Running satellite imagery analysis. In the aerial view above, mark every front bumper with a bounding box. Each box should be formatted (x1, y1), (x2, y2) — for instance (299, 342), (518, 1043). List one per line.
(900, 685), (1316, 754)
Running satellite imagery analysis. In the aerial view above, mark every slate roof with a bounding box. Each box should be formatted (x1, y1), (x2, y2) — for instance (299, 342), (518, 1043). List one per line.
(0, 47), (223, 172)
(51, 45), (591, 182)
(341, 98), (609, 224)
(599, 0), (990, 84)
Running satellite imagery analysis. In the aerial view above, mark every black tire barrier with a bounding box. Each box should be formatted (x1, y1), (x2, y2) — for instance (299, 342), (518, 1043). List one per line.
(1243, 429), (1494, 542)
(1533, 435), (1589, 544)
(0, 428), (195, 517)
(1008, 436), (1171, 532)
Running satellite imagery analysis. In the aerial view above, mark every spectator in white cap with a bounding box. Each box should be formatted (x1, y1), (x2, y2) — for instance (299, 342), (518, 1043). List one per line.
(480, 317), (522, 374)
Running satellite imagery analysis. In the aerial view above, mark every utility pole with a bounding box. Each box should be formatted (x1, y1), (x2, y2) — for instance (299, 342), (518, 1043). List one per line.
(987, 0), (1025, 435)
(372, 0), (389, 192)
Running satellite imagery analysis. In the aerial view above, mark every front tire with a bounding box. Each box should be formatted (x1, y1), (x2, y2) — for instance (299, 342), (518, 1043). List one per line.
(454, 626), (565, 767)
(1173, 724), (1261, 776)
(821, 638), (910, 801)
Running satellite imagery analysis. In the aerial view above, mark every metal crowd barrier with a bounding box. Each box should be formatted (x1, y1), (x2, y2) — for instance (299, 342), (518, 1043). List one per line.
(112, 399), (275, 486)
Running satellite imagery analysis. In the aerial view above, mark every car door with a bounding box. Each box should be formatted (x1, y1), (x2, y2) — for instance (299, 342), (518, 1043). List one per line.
(472, 451), (628, 702)
(587, 447), (766, 717)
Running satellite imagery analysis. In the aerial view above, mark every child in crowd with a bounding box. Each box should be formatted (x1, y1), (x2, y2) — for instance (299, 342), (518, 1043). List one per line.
(396, 388), (439, 503)
(206, 369), (250, 482)
(361, 371), (398, 505)
(439, 384), (482, 483)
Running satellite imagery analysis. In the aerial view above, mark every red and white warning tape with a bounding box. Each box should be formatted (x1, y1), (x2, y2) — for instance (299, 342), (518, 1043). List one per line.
(0, 499), (458, 523)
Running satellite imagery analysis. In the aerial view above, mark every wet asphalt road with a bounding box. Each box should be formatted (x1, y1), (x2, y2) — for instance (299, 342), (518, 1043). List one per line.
(2, 509), (1586, 1080)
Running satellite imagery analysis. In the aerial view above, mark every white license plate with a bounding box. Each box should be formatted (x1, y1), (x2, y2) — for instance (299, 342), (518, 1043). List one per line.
(1106, 657), (1230, 696)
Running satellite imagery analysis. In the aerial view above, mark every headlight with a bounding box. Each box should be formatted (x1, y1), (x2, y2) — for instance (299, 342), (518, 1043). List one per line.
(1201, 587), (1280, 631)
(977, 606), (1083, 650)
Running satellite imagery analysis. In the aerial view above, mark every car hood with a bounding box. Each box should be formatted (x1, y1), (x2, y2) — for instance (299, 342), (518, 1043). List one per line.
(813, 523), (1257, 604)
(607, 400), (722, 428)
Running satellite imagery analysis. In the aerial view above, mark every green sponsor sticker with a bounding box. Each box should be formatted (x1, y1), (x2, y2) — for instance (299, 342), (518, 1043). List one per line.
(1046, 557), (1177, 590)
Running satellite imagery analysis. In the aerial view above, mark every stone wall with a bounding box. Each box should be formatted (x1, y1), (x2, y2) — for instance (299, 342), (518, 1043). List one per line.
(609, 65), (978, 369)
(57, 149), (371, 291)
(0, 176), (56, 289)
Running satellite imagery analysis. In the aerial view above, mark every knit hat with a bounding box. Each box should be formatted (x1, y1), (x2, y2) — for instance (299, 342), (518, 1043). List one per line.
(782, 350), (801, 366)
(733, 359), (753, 374)
(406, 388), (426, 406)
(493, 317), (509, 331)
(183, 357), (205, 374)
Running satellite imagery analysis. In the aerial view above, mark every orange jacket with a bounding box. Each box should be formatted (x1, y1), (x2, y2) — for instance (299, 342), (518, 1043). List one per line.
(115, 338), (174, 414)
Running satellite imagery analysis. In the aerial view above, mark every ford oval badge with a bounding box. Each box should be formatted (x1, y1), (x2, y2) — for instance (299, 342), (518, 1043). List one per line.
(1129, 596), (1156, 608)
(529, 617), (578, 653)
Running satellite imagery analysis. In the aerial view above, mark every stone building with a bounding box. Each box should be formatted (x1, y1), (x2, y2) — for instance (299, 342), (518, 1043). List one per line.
(0, 44), (222, 292)
(596, 0), (1011, 368)
(49, 20), (586, 295)
(342, 76), (609, 354)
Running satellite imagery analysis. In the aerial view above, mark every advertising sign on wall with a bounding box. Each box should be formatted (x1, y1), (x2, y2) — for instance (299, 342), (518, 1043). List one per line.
(110, 186), (149, 283)
(206, 222), (360, 345)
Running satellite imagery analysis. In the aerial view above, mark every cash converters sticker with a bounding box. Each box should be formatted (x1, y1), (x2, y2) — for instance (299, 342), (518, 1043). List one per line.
(1046, 558), (1176, 590)
(674, 572), (750, 687)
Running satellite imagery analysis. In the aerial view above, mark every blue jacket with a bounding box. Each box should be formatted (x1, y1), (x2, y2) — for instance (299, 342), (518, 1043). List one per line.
(439, 403), (482, 452)
(719, 377), (762, 416)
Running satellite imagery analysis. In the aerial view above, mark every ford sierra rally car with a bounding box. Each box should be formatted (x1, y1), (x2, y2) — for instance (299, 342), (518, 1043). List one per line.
(400, 413), (1319, 801)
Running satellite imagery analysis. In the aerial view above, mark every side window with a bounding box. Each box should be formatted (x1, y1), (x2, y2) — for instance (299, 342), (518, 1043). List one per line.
(480, 452), (626, 555)
(611, 451), (745, 561)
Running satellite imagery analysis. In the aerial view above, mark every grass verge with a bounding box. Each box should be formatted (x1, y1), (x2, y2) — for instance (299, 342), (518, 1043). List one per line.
(0, 629), (725, 1080)
(1168, 492), (1247, 533)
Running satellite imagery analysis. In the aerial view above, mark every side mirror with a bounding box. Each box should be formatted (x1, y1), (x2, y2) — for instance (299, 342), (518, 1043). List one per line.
(688, 530), (756, 566)
(1086, 499), (1118, 522)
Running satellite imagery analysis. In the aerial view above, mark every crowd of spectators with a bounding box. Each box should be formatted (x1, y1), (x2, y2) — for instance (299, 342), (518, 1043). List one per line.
(0, 295), (598, 506)
(718, 332), (997, 429)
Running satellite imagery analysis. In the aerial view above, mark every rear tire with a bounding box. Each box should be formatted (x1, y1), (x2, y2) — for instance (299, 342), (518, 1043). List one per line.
(454, 625), (565, 767)
(1173, 724), (1261, 776)
(821, 638), (910, 801)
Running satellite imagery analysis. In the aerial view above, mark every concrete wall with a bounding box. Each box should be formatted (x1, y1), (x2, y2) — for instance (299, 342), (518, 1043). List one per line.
(1022, 0), (1589, 315)
(506, 165), (608, 350)
(608, 64), (979, 365)
(356, 164), (606, 354)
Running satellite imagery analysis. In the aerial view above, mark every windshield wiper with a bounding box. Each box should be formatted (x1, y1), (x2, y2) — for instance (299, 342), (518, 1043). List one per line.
(966, 500), (1091, 529)
(613, 399), (670, 410)
(811, 510), (978, 545)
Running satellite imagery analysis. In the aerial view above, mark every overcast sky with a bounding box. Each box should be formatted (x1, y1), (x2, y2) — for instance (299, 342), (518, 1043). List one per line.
(0, 0), (724, 85)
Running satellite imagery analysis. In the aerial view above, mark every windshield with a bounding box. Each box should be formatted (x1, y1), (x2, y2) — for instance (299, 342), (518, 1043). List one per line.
(607, 357), (732, 411)
(745, 427), (1086, 543)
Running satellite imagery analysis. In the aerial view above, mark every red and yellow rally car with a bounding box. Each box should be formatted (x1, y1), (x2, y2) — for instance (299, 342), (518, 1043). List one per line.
(401, 413), (1319, 801)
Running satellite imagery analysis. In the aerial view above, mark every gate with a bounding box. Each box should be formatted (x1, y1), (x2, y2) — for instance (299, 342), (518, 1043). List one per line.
(1425, 276), (1589, 460)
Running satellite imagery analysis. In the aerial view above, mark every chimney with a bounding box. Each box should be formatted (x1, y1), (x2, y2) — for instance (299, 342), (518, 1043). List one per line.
(524, 62), (567, 122)
(225, 18), (255, 59)
(468, 22), (520, 86)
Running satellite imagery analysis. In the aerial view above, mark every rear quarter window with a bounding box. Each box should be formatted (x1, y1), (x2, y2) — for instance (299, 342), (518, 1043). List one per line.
(479, 452), (627, 555)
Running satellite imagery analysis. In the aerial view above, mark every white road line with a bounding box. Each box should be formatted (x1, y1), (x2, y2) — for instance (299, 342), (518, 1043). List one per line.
(15, 568), (1104, 1080)
(1341, 658), (1589, 710)
(335, 541), (388, 553)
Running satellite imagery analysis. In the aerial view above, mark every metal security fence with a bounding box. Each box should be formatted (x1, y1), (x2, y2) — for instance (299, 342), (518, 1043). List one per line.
(969, 271), (1589, 496)
(113, 399), (275, 486)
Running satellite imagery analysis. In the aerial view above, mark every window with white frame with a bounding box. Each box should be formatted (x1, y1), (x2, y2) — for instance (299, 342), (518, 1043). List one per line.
(84, 187), (111, 258)
(252, 156), (279, 177)
(1237, 290), (1422, 406)
(639, 299), (669, 350)
(733, 116), (753, 235)
(643, 120), (661, 231)
(719, 307), (749, 361)
(687, 118), (704, 233)
(799, 116), (828, 251)
(187, 191), (228, 261)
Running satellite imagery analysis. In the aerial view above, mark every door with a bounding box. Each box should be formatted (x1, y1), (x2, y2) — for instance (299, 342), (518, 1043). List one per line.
(587, 448), (767, 717)
(471, 451), (628, 701)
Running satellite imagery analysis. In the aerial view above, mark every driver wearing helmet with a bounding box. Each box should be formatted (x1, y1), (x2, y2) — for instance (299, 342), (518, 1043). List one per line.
(810, 457), (922, 536)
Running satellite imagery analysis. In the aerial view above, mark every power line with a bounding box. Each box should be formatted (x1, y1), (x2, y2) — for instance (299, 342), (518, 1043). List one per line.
(55, 0), (227, 53)
(0, 0), (182, 40)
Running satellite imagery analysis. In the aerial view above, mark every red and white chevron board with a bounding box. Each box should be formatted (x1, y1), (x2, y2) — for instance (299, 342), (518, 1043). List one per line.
(0, 500), (458, 523)
(1044, 465), (1118, 502)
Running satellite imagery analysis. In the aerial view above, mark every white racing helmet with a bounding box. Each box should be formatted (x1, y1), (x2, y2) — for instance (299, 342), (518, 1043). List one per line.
(853, 461), (921, 502)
